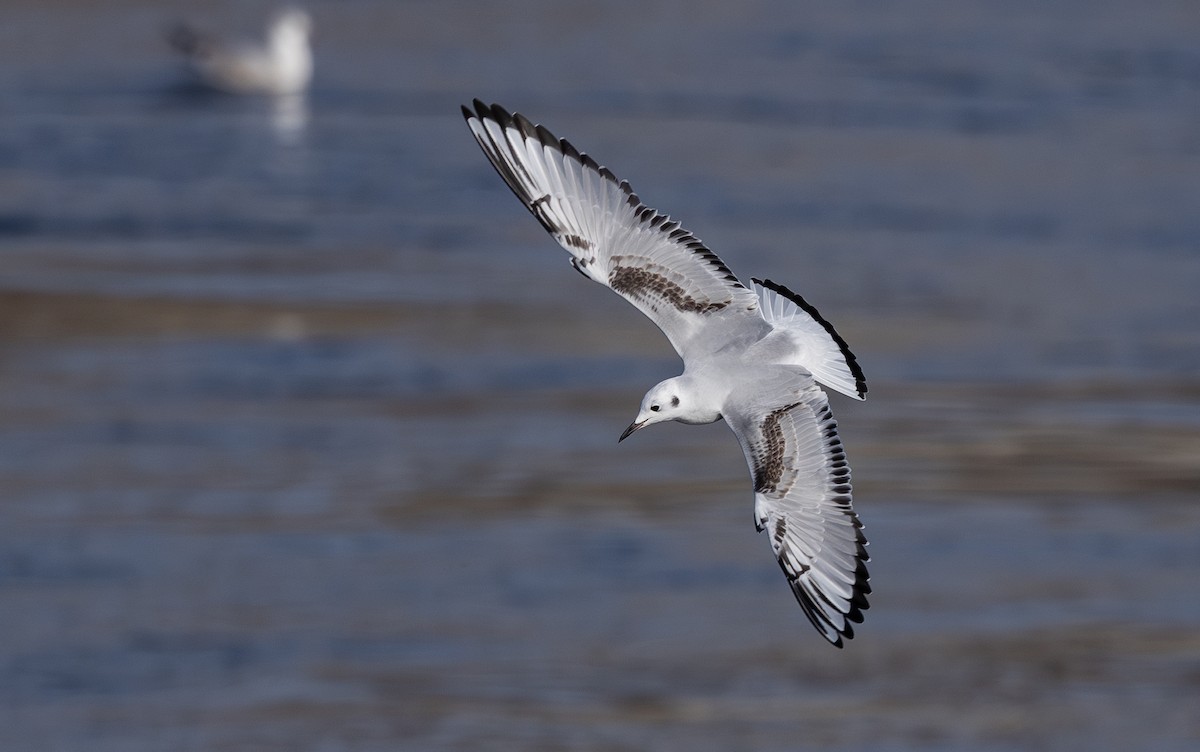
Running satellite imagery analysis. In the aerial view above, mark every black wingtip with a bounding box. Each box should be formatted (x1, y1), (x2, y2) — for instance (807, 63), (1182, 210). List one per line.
(464, 99), (513, 128)
(462, 100), (570, 154)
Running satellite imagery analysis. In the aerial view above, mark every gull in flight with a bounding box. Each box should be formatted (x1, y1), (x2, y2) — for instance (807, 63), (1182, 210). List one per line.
(462, 100), (870, 647)
(169, 7), (313, 95)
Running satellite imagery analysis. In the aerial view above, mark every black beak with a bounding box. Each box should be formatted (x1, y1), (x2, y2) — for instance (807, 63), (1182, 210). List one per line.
(618, 420), (645, 443)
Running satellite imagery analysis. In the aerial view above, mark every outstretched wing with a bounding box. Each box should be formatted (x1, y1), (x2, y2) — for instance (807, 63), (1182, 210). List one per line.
(753, 278), (867, 401)
(462, 100), (764, 359)
(726, 372), (870, 647)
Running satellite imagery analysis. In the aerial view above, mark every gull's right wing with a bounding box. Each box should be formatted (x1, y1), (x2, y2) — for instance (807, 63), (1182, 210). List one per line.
(463, 100), (764, 360)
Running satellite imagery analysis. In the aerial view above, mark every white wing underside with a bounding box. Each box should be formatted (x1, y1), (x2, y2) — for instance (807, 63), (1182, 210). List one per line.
(726, 372), (870, 647)
(463, 100), (764, 360)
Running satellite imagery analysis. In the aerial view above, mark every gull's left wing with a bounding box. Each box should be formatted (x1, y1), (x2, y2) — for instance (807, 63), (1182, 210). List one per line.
(463, 100), (764, 360)
(725, 370), (871, 647)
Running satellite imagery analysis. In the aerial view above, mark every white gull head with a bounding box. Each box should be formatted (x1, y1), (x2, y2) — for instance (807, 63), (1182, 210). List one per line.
(620, 376), (722, 442)
(268, 9), (312, 73)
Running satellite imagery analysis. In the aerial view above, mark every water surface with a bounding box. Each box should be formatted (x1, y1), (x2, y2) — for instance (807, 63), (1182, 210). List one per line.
(2, 1), (1198, 750)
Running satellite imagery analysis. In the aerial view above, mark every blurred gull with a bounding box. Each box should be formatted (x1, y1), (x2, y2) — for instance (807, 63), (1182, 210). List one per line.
(463, 100), (872, 647)
(169, 7), (313, 95)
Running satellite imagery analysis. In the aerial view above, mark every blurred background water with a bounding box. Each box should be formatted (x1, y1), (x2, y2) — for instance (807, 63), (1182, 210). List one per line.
(2, 1), (1198, 750)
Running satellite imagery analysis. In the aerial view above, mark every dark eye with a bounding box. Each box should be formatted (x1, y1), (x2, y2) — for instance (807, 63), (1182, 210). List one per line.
(650, 405), (660, 412)
(671, 396), (680, 407)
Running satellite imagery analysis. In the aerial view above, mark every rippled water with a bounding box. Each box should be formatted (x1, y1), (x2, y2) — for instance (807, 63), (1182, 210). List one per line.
(2, 1), (1199, 750)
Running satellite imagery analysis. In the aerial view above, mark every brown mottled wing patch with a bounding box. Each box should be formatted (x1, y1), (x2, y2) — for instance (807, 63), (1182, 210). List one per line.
(462, 100), (763, 359)
(609, 264), (730, 315)
(751, 403), (799, 494)
(727, 376), (870, 648)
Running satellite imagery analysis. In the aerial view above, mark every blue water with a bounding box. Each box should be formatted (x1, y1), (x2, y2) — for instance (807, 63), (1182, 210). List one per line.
(2, 1), (1198, 750)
